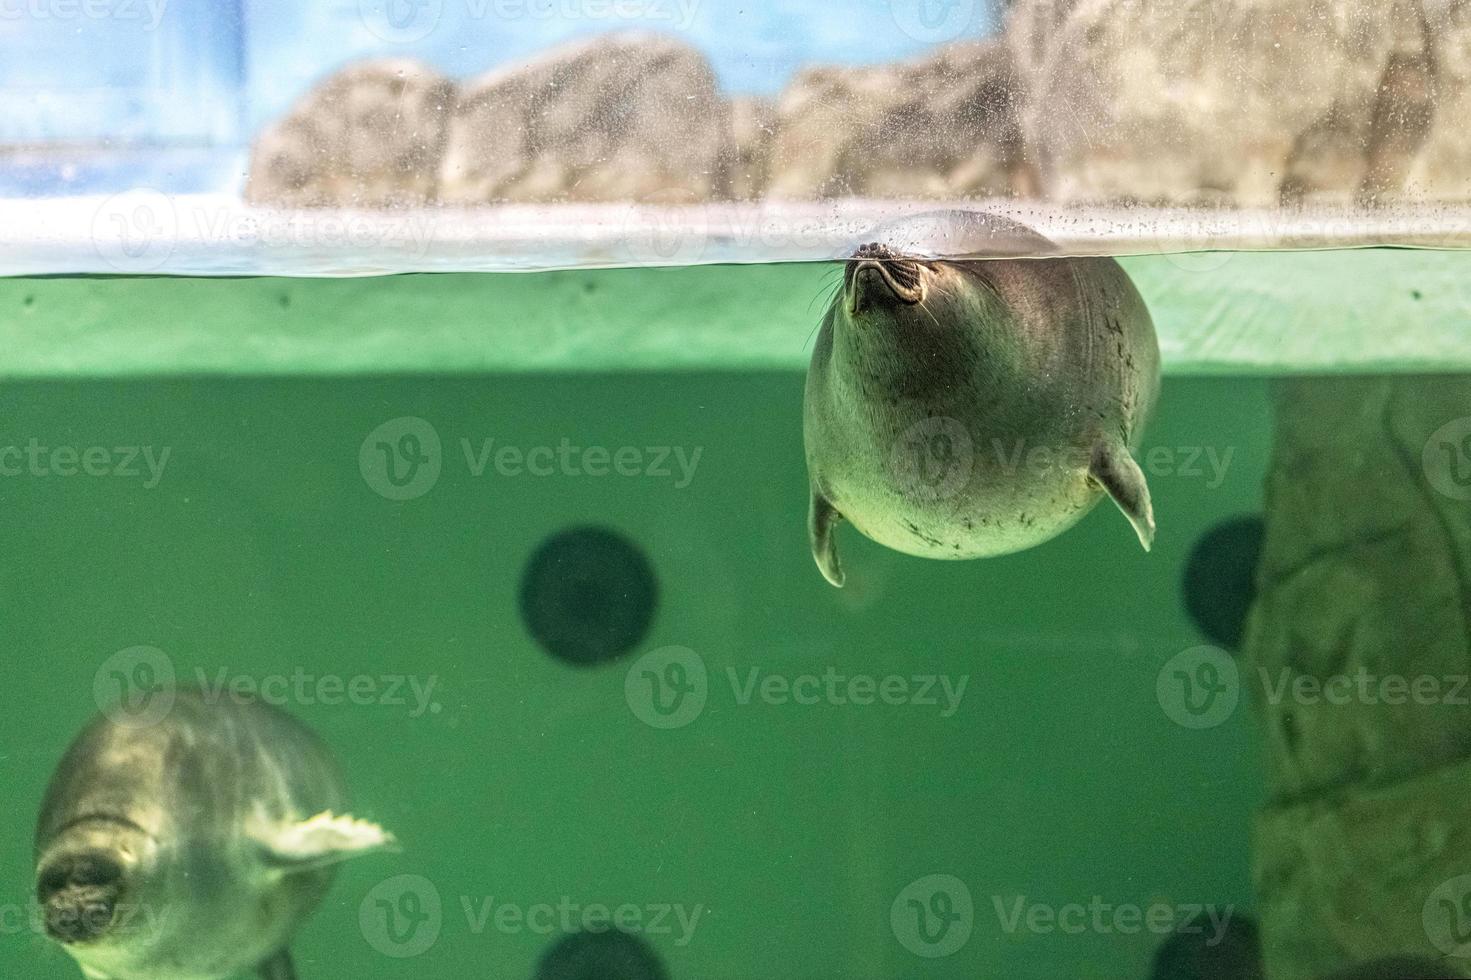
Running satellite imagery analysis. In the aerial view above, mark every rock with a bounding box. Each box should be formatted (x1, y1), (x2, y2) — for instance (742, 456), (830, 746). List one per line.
(245, 60), (456, 207)
(437, 32), (731, 204)
(1008, 0), (1438, 205)
(763, 39), (1029, 200)
(1246, 376), (1471, 979)
(720, 96), (777, 201)
(1406, 3), (1471, 201)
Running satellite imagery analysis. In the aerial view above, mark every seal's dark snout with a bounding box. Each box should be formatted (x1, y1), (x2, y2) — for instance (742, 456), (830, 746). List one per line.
(844, 242), (926, 313)
(38, 853), (123, 944)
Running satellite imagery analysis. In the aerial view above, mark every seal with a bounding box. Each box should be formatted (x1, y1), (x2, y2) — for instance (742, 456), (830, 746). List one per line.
(804, 210), (1160, 587)
(34, 690), (396, 980)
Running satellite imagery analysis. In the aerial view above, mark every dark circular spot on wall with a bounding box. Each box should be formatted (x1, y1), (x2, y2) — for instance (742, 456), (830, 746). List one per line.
(520, 526), (658, 668)
(1183, 515), (1265, 651)
(1150, 913), (1263, 980)
(534, 929), (670, 980)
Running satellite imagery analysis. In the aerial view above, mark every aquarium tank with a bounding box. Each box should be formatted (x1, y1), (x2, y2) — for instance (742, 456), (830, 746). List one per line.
(2, 2), (1470, 979)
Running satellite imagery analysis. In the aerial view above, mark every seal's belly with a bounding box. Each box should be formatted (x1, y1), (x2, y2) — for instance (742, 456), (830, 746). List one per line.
(834, 453), (1104, 560)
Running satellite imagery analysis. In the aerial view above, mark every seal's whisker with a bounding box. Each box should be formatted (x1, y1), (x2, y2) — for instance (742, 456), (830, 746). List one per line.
(807, 273), (842, 317)
(916, 296), (943, 331)
(807, 281), (836, 315)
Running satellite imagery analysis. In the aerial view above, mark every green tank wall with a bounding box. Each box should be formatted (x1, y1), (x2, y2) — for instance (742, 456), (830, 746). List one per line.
(0, 365), (1269, 979)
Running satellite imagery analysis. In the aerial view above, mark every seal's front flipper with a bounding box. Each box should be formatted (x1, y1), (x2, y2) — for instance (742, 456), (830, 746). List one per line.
(810, 491), (846, 588)
(258, 950), (297, 980)
(1089, 441), (1156, 551)
(253, 810), (398, 873)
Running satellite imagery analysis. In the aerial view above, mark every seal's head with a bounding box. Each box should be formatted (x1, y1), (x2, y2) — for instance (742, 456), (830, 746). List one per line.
(35, 818), (152, 949)
(833, 240), (1014, 392)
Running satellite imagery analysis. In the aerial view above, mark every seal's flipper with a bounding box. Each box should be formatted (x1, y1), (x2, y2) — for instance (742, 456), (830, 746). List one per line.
(253, 811), (397, 873)
(810, 491), (846, 588)
(258, 950), (297, 980)
(1089, 441), (1156, 551)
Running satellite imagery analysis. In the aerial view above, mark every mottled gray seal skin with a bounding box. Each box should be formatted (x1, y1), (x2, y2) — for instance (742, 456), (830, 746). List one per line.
(805, 210), (1160, 587)
(35, 690), (395, 980)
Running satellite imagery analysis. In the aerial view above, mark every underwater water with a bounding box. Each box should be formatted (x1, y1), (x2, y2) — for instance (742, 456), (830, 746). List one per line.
(0, 249), (1456, 979)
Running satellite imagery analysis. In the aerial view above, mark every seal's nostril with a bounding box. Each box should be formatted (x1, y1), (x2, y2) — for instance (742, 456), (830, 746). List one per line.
(45, 895), (118, 944)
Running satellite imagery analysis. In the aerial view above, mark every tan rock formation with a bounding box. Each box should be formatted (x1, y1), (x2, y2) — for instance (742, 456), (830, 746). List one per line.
(763, 39), (1027, 200)
(1007, 0), (1440, 205)
(437, 32), (731, 204)
(245, 60), (455, 208)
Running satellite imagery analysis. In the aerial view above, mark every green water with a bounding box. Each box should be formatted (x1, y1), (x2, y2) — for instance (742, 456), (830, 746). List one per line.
(0, 360), (1271, 978)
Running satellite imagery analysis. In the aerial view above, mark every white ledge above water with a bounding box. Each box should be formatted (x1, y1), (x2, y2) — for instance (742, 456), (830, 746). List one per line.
(4, 195), (1471, 275)
(0, 196), (1467, 376)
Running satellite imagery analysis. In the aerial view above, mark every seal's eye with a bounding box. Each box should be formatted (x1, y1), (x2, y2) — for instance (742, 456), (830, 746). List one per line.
(68, 856), (122, 888)
(37, 854), (123, 901)
(882, 259), (924, 297)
